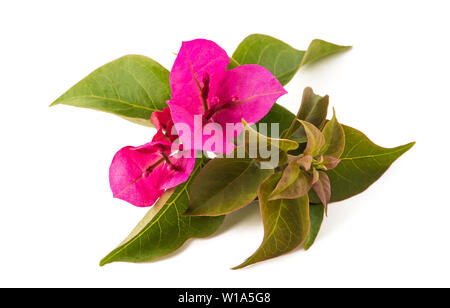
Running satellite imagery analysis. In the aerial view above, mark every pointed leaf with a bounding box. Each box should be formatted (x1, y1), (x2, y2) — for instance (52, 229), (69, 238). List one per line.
(310, 125), (415, 203)
(258, 103), (295, 137)
(234, 172), (310, 269)
(312, 168), (320, 184)
(312, 171), (331, 213)
(229, 34), (351, 86)
(228, 34), (304, 85)
(322, 156), (341, 170)
(268, 162), (300, 199)
(100, 159), (224, 266)
(51, 55), (171, 123)
(299, 120), (325, 157)
(269, 169), (312, 201)
(284, 87), (329, 141)
(229, 35), (348, 139)
(185, 159), (273, 216)
(295, 155), (313, 171)
(321, 109), (345, 158)
(304, 204), (325, 250)
(301, 39), (352, 67)
(241, 119), (299, 160)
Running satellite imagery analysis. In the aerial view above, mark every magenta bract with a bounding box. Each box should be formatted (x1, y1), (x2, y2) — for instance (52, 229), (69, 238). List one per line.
(150, 107), (178, 144)
(109, 39), (285, 207)
(109, 107), (195, 207)
(109, 141), (195, 207)
(168, 39), (287, 154)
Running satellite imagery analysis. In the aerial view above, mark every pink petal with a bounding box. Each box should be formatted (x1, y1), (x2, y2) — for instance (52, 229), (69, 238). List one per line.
(167, 100), (199, 150)
(150, 108), (178, 143)
(202, 122), (237, 154)
(151, 128), (171, 143)
(159, 150), (196, 189)
(169, 39), (229, 112)
(169, 39), (229, 150)
(109, 141), (192, 207)
(208, 64), (287, 131)
(151, 107), (172, 130)
(169, 109), (237, 154)
(168, 40), (284, 155)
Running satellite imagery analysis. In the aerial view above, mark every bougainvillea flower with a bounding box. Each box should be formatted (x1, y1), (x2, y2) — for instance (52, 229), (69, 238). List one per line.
(150, 107), (178, 144)
(168, 39), (287, 154)
(109, 142), (195, 207)
(109, 108), (195, 207)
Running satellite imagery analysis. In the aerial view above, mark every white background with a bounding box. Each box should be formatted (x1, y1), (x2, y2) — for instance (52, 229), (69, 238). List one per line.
(0, 0), (448, 288)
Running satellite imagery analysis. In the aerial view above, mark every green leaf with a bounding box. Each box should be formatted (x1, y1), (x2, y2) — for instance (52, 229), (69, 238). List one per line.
(304, 204), (325, 250)
(230, 35), (349, 139)
(229, 34), (304, 85)
(301, 39), (352, 66)
(310, 125), (415, 203)
(301, 39), (352, 67)
(234, 172), (310, 269)
(229, 34), (351, 86)
(258, 103), (295, 137)
(321, 109), (345, 158)
(312, 171), (331, 213)
(184, 159), (273, 216)
(269, 167), (312, 201)
(100, 160), (224, 266)
(268, 162), (300, 199)
(51, 55), (171, 122)
(299, 120), (326, 157)
(241, 119), (299, 160)
(283, 87), (329, 141)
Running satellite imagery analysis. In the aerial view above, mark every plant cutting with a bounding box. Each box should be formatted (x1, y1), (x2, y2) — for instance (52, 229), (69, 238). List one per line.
(51, 34), (414, 268)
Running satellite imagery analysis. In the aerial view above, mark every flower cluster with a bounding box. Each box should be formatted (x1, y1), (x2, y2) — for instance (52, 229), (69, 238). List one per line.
(109, 39), (286, 207)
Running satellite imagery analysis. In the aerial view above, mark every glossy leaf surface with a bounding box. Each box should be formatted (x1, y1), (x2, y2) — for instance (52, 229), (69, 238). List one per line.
(321, 109), (345, 158)
(185, 159), (273, 216)
(52, 55), (170, 121)
(304, 204), (325, 250)
(100, 160), (224, 266)
(234, 172), (310, 269)
(310, 125), (415, 203)
(230, 34), (351, 86)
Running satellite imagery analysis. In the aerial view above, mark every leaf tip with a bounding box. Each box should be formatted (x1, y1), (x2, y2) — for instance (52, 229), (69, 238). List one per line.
(99, 258), (109, 267)
(231, 262), (249, 270)
(339, 44), (353, 51)
(310, 39), (352, 49)
(407, 141), (416, 149)
(399, 141), (416, 155)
